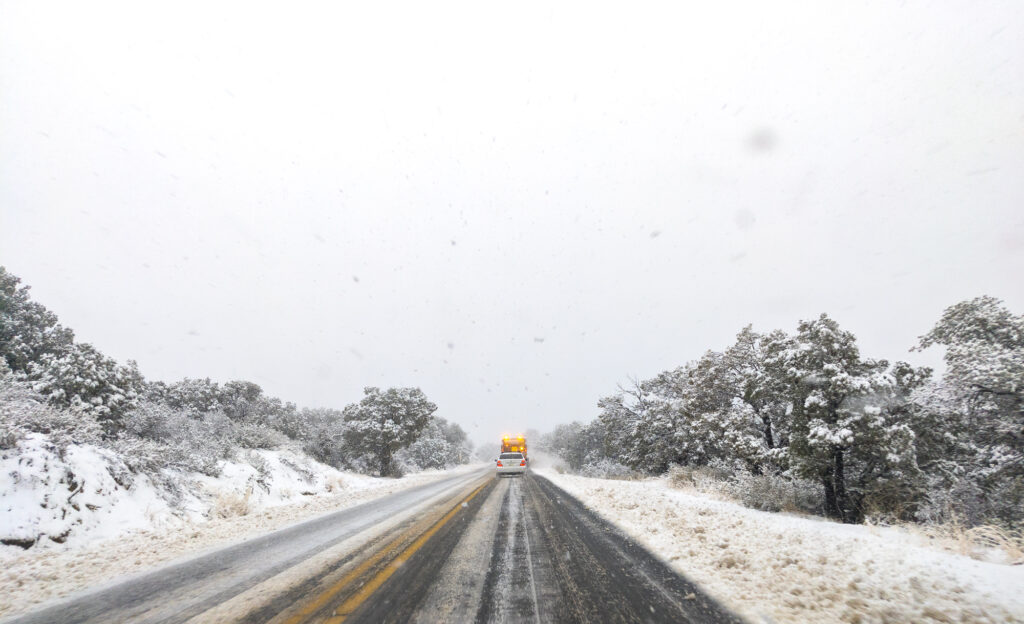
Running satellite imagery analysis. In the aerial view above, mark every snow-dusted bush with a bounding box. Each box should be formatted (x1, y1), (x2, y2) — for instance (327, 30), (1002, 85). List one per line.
(296, 407), (349, 467)
(27, 343), (144, 435)
(397, 416), (471, 471)
(667, 464), (732, 490)
(399, 437), (455, 471)
(113, 434), (222, 477)
(0, 369), (101, 451)
(578, 458), (637, 479)
(233, 421), (288, 449)
(211, 488), (253, 519)
(110, 436), (175, 475)
(120, 403), (233, 476)
(728, 470), (822, 514)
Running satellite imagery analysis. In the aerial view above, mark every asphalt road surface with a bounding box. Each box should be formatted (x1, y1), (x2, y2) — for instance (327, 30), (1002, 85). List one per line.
(5, 470), (742, 624)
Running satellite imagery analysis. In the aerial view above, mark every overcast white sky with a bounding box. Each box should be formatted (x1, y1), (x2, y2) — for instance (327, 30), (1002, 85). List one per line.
(2, 1), (1022, 447)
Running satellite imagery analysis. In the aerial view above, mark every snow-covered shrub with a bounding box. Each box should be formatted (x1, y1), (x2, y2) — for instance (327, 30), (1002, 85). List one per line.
(111, 436), (172, 474)
(916, 477), (990, 527)
(859, 475), (927, 522)
(112, 435), (222, 477)
(667, 464), (732, 491)
(123, 401), (179, 440)
(396, 416), (471, 471)
(728, 470), (822, 514)
(211, 487), (253, 518)
(398, 438), (453, 471)
(296, 407), (350, 467)
(233, 421), (288, 449)
(26, 342), (144, 435)
(161, 377), (223, 414)
(121, 403), (233, 475)
(0, 370), (101, 451)
(578, 458), (637, 479)
(0, 418), (18, 449)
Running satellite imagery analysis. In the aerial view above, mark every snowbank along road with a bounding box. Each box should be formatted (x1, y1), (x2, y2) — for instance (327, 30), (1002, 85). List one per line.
(3, 468), (741, 624)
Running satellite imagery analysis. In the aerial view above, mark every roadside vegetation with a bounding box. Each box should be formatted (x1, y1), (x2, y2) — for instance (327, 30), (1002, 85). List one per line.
(1, 266), (472, 548)
(537, 297), (1024, 538)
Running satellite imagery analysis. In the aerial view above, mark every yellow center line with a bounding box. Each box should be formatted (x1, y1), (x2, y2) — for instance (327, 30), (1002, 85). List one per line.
(285, 479), (489, 624)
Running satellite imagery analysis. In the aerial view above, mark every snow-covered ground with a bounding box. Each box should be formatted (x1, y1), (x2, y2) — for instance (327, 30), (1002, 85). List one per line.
(0, 433), (481, 619)
(538, 468), (1024, 624)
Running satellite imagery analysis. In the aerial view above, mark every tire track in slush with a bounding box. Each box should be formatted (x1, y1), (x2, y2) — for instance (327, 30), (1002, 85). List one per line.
(475, 477), (542, 624)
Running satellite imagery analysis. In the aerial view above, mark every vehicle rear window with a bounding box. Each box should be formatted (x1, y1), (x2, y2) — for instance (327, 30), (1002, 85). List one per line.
(499, 453), (523, 459)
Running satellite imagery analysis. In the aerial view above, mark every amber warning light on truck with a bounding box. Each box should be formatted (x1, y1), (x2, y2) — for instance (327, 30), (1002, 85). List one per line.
(501, 434), (527, 459)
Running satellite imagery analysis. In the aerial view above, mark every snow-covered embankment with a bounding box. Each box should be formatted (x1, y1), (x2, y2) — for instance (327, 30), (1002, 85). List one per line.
(0, 433), (478, 619)
(538, 469), (1024, 624)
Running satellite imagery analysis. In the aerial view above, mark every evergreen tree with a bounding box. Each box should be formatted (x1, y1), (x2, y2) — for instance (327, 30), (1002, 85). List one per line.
(27, 342), (144, 435)
(342, 387), (437, 476)
(0, 266), (74, 374)
(782, 314), (927, 522)
(916, 296), (1024, 526)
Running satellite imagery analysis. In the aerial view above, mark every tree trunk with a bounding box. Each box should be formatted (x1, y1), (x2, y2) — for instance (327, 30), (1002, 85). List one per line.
(822, 472), (839, 519)
(379, 447), (392, 477)
(832, 446), (851, 523)
(761, 413), (775, 449)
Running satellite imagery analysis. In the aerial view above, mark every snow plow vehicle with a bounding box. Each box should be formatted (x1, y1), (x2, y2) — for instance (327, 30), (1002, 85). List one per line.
(501, 435), (527, 459)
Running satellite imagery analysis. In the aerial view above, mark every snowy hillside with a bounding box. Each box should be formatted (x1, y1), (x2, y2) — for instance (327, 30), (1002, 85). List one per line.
(0, 433), (369, 550)
(0, 431), (481, 618)
(538, 469), (1024, 624)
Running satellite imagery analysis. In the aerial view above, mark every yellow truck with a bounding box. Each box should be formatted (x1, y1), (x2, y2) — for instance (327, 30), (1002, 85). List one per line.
(501, 435), (527, 459)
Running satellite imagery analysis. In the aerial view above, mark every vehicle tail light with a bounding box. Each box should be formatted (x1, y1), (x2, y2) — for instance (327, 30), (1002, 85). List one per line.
(520, 460), (526, 466)
(496, 461), (503, 467)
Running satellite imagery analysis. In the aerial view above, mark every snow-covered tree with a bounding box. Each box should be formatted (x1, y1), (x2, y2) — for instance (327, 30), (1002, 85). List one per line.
(219, 380), (265, 421)
(27, 342), (144, 436)
(918, 296), (1023, 445)
(295, 407), (349, 467)
(0, 266), (74, 374)
(163, 377), (223, 414)
(398, 416), (471, 470)
(540, 421), (585, 462)
(342, 387), (437, 477)
(916, 296), (1024, 526)
(217, 379), (298, 432)
(682, 327), (794, 473)
(597, 379), (687, 473)
(782, 314), (928, 522)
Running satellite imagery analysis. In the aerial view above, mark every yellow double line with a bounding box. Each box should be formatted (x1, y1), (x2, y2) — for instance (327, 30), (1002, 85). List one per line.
(285, 479), (489, 624)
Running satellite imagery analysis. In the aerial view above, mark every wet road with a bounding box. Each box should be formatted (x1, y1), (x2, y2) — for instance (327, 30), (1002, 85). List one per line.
(4, 471), (741, 624)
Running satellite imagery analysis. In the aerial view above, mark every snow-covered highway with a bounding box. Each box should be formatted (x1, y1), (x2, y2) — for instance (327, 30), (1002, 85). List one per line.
(2, 469), (740, 624)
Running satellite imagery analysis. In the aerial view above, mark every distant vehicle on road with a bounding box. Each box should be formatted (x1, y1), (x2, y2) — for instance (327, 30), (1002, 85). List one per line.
(501, 434), (527, 459)
(495, 452), (527, 477)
